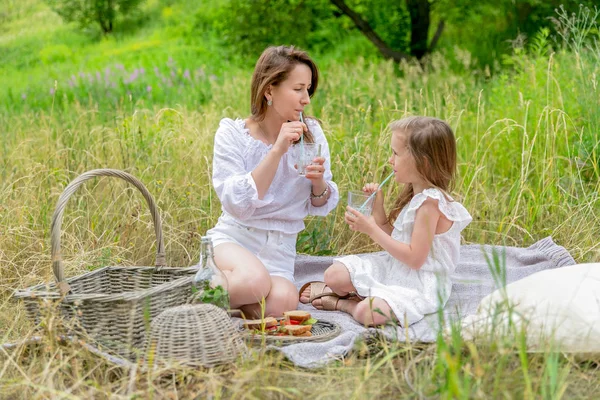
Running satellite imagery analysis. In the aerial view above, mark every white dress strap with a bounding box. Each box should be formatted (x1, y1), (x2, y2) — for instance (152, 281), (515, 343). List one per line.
(398, 188), (472, 230)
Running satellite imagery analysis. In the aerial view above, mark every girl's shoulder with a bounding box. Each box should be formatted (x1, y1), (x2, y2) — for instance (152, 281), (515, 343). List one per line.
(399, 188), (472, 229)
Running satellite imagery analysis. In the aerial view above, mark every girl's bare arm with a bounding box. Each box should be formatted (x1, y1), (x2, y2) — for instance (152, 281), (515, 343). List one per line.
(368, 198), (440, 269)
(364, 183), (393, 234)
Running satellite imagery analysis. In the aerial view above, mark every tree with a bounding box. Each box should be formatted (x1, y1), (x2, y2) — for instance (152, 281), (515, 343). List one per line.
(330, 0), (444, 61)
(211, 0), (597, 68)
(46, 0), (144, 34)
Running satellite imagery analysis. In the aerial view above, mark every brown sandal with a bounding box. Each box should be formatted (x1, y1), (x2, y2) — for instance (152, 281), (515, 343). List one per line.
(299, 281), (360, 311)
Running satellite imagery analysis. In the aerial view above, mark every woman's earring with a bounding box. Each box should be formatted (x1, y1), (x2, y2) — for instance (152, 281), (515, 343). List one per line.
(267, 99), (272, 106)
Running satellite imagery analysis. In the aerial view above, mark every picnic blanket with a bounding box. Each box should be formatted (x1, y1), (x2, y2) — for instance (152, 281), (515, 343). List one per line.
(272, 236), (575, 368)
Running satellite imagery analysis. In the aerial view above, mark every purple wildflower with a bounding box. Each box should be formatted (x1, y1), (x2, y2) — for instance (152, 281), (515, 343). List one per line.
(124, 70), (140, 84)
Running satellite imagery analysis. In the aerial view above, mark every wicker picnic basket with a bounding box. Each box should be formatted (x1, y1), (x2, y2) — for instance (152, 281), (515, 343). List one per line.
(144, 304), (247, 368)
(14, 169), (197, 361)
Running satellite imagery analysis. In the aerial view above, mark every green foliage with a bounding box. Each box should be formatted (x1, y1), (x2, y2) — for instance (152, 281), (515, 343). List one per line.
(297, 219), (336, 255)
(199, 0), (333, 58)
(436, 0), (598, 70)
(45, 0), (145, 33)
(38, 43), (74, 64)
(202, 0), (411, 62)
(195, 282), (230, 310)
(552, 4), (600, 54)
(337, 0), (411, 53)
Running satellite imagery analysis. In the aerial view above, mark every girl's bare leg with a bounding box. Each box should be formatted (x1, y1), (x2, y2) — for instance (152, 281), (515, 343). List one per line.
(323, 262), (357, 296)
(339, 297), (395, 326)
(299, 262), (357, 307)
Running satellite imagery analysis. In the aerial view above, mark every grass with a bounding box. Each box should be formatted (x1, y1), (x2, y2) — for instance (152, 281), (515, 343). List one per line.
(1, 1), (600, 398)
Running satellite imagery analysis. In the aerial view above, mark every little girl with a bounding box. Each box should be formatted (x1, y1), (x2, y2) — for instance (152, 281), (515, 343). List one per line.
(300, 116), (472, 326)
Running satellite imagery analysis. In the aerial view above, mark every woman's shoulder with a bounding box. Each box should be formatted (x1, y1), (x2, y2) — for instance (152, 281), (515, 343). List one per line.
(215, 118), (251, 143)
(217, 117), (246, 134)
(304, 116), (326, 141)
(304, 115), (321, 126)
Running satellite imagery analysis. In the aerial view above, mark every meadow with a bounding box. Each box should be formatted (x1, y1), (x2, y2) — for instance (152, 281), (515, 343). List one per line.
(1, 0), (600, 398)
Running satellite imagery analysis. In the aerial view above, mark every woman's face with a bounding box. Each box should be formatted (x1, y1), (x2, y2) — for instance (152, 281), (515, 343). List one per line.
(268, 63), (312, 121)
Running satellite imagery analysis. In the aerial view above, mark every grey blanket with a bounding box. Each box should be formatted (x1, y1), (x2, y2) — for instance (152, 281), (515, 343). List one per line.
(272, 237), (575, 368)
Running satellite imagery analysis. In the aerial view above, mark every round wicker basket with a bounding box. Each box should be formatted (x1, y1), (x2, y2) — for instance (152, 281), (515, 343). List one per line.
(144, 304), (246, 368)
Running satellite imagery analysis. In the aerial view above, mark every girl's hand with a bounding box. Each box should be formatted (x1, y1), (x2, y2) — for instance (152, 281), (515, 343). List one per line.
(273, 121), (306, 155)
(345, 206), (378, 235)
(304, 156), (326, 182)
(362, 182), (387, 228)
(362, 182), (379, 195)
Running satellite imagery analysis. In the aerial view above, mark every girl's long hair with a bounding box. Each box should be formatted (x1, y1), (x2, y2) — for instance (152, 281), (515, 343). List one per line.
(250, 45), (318, 143)
(387, 116), (457, 223)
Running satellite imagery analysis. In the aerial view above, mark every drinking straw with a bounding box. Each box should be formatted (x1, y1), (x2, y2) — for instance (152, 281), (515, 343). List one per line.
(360, 172), (395, 209)
(299, 111), (305, 168)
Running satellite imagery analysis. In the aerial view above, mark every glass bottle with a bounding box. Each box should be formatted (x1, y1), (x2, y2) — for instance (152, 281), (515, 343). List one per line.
(193, 236), (230, 310)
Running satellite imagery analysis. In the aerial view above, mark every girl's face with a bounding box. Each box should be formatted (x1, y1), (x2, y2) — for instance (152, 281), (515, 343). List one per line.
(389, 130), (421, 185)
(268, 63), (312, 121)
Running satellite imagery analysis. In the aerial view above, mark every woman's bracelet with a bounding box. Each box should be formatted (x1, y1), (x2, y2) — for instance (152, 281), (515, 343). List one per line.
(310, 185), (329, 199)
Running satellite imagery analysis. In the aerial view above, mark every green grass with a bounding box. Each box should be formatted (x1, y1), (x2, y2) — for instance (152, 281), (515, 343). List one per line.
(1, 0), (600, 398)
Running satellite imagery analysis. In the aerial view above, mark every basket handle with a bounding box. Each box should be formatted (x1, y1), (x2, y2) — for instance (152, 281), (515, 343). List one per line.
(51, 169), (166, 286)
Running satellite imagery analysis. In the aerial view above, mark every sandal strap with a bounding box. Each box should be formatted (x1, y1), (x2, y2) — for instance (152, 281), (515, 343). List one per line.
(310, 291), (341, 301)
(320, 294), (339, 311)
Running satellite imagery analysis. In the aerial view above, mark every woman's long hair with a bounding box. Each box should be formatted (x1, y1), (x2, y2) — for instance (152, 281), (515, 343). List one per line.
(387, 116), (457, 223)
(250, 45), (318, 143)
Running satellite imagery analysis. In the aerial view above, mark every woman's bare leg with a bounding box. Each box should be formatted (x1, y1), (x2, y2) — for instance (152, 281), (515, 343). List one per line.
(240, 276), (298, 318)
(213, 242), (271, 309)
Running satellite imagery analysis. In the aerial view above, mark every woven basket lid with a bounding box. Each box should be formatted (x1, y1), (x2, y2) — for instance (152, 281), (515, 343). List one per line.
(145, 304), (246, 368)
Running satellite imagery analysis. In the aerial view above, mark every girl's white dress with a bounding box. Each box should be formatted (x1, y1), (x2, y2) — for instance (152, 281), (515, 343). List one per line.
(335, 188), (472, 326)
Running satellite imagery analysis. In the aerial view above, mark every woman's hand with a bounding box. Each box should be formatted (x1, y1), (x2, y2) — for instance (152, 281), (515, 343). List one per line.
(304, 156), (326, 182)
(273, 121), (306, 156)
(345, 206), (378, 235)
